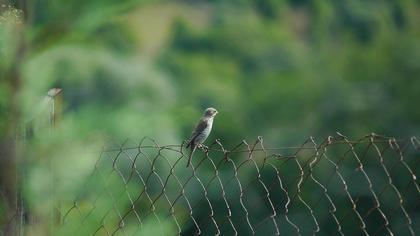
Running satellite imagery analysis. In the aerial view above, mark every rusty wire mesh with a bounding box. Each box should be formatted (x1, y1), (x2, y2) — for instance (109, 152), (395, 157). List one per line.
(59, 134), (420, 235)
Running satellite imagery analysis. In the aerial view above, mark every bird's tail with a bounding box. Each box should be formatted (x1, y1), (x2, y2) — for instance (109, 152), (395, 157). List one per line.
(186, 146), (196, 167)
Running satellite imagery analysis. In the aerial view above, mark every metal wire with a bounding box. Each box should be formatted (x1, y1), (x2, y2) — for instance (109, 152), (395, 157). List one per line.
(60, 134), (419, 235)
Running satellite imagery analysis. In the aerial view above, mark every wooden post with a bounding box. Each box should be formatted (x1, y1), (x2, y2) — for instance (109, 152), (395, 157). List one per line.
(0, 28), (25, 236)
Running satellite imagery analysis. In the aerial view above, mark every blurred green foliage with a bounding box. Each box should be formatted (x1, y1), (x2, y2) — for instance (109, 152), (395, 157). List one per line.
(1, 0), (420, 235)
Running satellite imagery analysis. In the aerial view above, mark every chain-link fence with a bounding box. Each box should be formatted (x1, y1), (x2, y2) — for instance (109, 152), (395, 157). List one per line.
(58, 134), (419, 235)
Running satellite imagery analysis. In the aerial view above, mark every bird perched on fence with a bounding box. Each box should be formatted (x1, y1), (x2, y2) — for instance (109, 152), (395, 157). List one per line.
(186, 107), (218, 167)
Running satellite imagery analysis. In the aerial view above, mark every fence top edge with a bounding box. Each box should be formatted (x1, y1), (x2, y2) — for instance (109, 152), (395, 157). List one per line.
(99, 135), (419, 153)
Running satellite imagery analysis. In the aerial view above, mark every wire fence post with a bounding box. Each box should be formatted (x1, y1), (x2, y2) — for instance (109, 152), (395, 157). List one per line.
(47, 88), (63, 230)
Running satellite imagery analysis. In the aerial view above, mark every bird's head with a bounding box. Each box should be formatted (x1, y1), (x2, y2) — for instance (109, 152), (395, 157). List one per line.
(203, 107), (218, 118)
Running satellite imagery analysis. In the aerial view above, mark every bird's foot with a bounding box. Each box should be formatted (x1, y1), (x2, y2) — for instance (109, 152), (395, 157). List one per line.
(197, 144), (209, 150)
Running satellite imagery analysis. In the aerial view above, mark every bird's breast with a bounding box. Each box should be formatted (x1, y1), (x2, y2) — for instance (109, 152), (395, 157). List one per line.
(205, 118), (213, 132)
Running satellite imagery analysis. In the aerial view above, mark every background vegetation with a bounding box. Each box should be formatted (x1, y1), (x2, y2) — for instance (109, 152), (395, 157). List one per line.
(1, 0), (419, 235)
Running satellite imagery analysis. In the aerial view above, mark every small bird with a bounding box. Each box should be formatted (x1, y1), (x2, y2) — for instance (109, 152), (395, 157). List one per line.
(186, 107), (218, 167)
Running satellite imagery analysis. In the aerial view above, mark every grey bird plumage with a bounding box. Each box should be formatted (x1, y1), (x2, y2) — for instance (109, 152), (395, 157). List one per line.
(186, 107), (218, 167)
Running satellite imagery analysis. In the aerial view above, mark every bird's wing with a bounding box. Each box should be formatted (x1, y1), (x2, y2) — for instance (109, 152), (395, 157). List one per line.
(186, 118), (208, 147)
